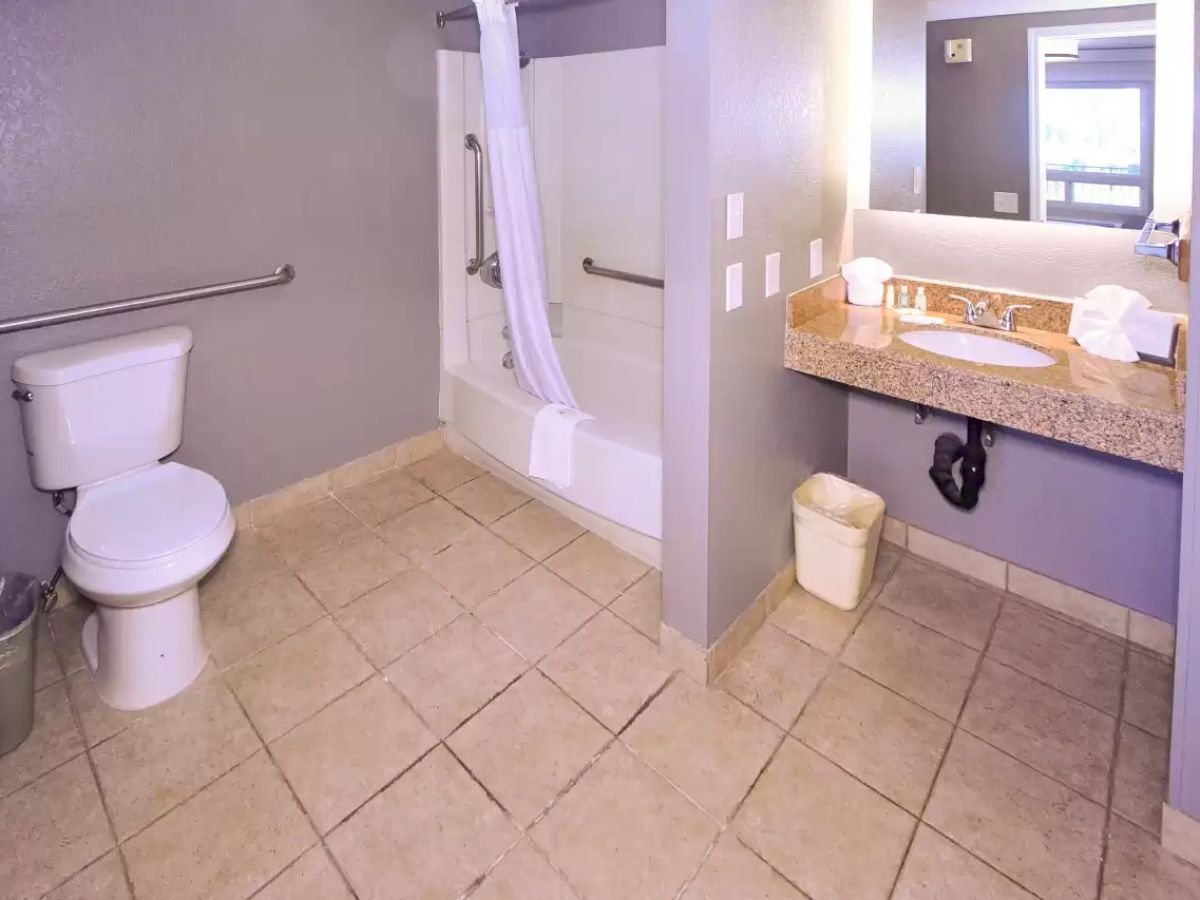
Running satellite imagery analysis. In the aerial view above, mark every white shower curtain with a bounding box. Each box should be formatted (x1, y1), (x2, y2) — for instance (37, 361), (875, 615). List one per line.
(473, 0), (578, 408)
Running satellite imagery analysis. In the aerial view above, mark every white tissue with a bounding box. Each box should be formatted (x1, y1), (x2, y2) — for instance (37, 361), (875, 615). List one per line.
(1069, 285), (1151, 363)
(841, 257), (894, 307)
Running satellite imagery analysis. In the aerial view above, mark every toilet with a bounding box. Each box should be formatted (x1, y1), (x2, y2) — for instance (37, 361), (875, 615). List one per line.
(13, 326), (234, 711)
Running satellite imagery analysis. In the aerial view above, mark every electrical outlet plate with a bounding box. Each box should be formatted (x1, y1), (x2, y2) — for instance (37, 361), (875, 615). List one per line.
(765, 252), (781, 298)
(809, 239), (823, 279)
(726, 193), (744, 241)
(726, 262), (743, 311)
(993, 191), (1019, 215)
(944, 38), (972, 63)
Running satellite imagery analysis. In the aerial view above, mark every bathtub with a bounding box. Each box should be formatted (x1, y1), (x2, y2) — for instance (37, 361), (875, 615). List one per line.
(444, 337), (662, 564)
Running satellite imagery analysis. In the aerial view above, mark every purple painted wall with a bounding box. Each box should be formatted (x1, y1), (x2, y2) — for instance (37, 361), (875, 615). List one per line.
(848, 390), (1182, 622)
(0, 0), (453, 577)
(440, 0), (665, 57)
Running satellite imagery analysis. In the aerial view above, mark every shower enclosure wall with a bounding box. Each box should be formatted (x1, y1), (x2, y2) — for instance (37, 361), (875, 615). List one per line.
(437, 46), (664, 564)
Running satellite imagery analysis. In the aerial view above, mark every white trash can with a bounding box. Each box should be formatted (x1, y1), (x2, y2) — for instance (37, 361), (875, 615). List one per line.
(793, 474), (886, 611)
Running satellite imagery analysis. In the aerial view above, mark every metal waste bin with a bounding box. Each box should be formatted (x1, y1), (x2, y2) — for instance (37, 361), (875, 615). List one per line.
(0, 573), (51, 756)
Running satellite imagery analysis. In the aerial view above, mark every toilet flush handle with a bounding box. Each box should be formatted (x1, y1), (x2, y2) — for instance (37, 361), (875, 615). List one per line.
(11, 389), (32, 402)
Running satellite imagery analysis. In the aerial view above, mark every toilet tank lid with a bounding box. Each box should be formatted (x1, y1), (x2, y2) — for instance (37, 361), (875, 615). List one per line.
(12, 326), (194, 386)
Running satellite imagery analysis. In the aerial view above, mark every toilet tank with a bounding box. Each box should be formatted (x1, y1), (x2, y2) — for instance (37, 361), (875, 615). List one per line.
(12, 326), (194, 490)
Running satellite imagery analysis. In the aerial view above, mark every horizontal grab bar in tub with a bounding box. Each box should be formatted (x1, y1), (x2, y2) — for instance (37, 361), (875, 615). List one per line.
(581, 257), (664, 290)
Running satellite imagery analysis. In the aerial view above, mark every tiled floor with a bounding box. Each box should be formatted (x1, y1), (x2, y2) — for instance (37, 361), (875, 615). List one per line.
(4, 448), (1198, 900)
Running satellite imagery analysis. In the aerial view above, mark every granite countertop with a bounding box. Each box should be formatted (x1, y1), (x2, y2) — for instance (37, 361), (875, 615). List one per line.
(785, 291), (1185, 472)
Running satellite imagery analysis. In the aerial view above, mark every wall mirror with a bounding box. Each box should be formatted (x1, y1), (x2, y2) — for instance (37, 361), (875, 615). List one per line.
(869, 0), (1194, 232)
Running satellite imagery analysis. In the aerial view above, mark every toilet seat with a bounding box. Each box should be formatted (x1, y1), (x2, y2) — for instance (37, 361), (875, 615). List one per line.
(69, 463), (228, 568)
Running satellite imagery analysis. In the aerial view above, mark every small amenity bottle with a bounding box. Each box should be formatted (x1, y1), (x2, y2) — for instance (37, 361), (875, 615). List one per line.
(898, 285), (910, 310)
(915, 286), (928, 312)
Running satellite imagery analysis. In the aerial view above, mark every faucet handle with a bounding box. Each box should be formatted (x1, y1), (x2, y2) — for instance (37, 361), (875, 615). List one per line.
(949, 294), (977, 323)
(1000, 304), (1032, 331)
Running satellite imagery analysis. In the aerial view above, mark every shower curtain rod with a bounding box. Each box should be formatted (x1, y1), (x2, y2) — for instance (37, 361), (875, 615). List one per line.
(437, 0), (519, 28)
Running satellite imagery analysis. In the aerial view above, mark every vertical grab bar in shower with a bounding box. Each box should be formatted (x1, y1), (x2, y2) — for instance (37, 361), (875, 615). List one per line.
(465, 134), (485, 276)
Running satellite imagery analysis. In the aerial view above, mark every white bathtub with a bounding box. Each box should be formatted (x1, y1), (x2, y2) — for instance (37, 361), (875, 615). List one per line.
(445, 337), (662, 561)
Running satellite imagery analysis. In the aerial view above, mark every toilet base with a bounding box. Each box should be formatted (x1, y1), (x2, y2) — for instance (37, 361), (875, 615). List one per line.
(81, 587), (209, 711)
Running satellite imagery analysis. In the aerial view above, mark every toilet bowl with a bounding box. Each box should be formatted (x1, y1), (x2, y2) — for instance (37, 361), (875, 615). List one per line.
(12, 325), (234, 711)
(64, 463), (234, 710)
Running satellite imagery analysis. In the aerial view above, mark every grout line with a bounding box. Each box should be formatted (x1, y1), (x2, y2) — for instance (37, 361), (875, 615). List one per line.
(1094, 639), (1133, 900)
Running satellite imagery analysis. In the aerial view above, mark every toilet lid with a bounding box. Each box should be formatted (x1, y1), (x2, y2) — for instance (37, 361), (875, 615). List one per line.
(69, 463), (229, 563)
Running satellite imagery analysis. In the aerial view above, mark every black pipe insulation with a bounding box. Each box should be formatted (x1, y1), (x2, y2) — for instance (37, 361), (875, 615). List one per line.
(929, 417), (988, 510)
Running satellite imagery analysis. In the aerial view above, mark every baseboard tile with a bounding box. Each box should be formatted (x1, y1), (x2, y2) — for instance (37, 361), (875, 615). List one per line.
(242, 427), (445, 529)
(1163, 804), (1200, 869)
(886, 516), (1174, 657)
(659, 559), (796, 686)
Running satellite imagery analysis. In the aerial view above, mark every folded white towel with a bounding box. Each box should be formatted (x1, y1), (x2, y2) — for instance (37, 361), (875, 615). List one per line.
(529, 403), (595, 490)
(1069, 285), (1151, 363)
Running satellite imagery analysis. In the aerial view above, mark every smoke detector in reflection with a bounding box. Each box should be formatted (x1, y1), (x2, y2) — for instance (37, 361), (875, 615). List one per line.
(944, 38), (972, 63)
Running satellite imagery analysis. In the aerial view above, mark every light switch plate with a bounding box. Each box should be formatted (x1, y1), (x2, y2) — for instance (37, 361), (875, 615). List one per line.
(944, 38), (972, 63)
(809, 239), (823, 279)
(913, 164), (925, 196)
(726, 193), (744, 241)
(765, 252), (781, 298)
(993, 191), (1019, 214)
(725, 262), (743, 311)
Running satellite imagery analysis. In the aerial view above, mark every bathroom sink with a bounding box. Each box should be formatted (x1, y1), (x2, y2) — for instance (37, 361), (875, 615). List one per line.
(899, 330), (1055, 368)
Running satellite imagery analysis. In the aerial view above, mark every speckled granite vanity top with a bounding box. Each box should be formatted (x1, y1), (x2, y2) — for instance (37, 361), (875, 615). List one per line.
(785, 280), (1185, 472)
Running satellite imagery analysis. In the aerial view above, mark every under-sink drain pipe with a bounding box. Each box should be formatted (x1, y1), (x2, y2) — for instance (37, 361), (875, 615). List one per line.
(928, 416), (989, 510)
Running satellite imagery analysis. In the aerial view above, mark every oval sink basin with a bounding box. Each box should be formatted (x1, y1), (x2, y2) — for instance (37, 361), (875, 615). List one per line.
(899, 330), (1055, 368)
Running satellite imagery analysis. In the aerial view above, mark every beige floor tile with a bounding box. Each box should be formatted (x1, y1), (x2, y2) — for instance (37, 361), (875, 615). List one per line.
(545, 532), (650, 604)
(610, 569), (662, 639)
(1125, 650), (1172, 739)
(327, 746), (519, 900)
(64, 669), (142, 748)
(474, 567), (600, 662)
(404, 448), (485, 494)
(988, 600), (1124, 714)
(471, 839), (578, 900)
(1113, 721), (1168, 835)
(49, 601), (94, 675)
(255, 846), (353, 900)
(532, 744), (719, 900)
(335, 569), (463, 667)
(1129, 611), (1176, 659)
(1006, 565), (1128, 640)
(258, 497), (366, 566)
(925, 732), (1105, 900)
(199, 528), (286, 603)
(374, 497), (481, 561)
(540, 611), (674, 732)
(907, 527), (1007, 589)
(330, 446), (396, 492)
(0, 756), (112, 900)
(893, 825), (1037, 900)
(202, 571), (324, 669)
(420, 528), (533, 608)
(1102, 815), (1200, 899)
(794, 664), (952, 814)
(0, 681), (83, 799)
(961, 659), (1115, 803)
(717, 625), (831, 728)
(491, 500), (586, 561)
(226, 618), (373, 741)
(735, 738), (915, 900)
(768, 585), (868, 655)
(624, 676), (781, 822)
(44, 851), (131, 900)
(35, 617), (64, 690)
(92, 678), (260, 839)
(681, 834), (805, 900)
(334, 468), (434, 526)
(272, 677), (435, 833)
(445, 473), (530, 524)
(384, 615), (527, 736)
(293, 531), (411, 611)
(878, 556), (1002, 649)
(123, 752), (314, 900)
(842, 607), (979, 720)
(448, 671), (609, 825)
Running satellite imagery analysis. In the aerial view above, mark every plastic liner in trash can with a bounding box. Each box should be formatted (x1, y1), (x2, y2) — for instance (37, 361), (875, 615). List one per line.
(793, 474), (886, 611)
(0, 573), (49, 756)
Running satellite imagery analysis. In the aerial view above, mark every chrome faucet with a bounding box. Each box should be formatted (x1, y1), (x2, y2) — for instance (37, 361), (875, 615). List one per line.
(950, 294), (1032, 333)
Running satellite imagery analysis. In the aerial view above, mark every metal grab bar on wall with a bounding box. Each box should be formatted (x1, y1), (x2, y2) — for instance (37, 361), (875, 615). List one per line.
(466, 134), (486, 276)
(581, 257), (665, 290)
(0, 265), (295, 335)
